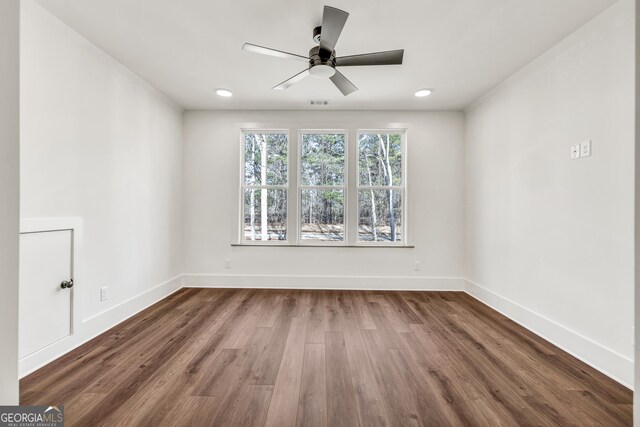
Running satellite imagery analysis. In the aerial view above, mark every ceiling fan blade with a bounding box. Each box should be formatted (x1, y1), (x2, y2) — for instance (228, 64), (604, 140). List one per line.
(335, 49), (404, 67)
(242, 43), (309, 62)
(329, 70), (358, 96)
(273, 68), (311, 90)
(319, 6), (349, 58)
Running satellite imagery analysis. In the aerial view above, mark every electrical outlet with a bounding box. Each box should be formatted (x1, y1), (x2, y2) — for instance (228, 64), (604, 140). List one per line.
(100, 286), (108, 302)
(580, 140), (591, 157)
(224, 259), (231, 269)
(570, 144), (581, 160)
(414, 261), (421, 271)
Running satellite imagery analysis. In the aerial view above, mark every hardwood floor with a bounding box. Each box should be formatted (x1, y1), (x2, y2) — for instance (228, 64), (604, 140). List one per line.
(21, 288), (632, 426)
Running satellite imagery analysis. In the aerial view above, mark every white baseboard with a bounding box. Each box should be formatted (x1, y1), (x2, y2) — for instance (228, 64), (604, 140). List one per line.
(18, 275), (183, 378)
(182, 273), (466, 291)
(464, 278), (633, 390)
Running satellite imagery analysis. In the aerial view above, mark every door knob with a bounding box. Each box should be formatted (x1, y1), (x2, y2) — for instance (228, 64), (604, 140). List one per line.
(60, 279), (74, 289)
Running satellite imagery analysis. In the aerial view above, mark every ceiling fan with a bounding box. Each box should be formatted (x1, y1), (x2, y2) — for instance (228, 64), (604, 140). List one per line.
(242, 5), (404, 96)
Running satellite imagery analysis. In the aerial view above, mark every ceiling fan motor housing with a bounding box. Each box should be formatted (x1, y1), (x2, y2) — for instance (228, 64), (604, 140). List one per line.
(308, 45), (336, 78)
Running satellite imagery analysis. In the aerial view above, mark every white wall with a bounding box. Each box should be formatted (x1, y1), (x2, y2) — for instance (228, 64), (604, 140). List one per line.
(19, 0), (183, 373)
(183, 110), (465, 289)
(0, 0), (20, 405)
(465, 0), (634, 387)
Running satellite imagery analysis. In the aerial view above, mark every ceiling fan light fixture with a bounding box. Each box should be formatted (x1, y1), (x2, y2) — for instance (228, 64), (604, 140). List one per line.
(215, 88), (233, 97)
(309, 64), (336, 79)
(414, 89), (432, 97)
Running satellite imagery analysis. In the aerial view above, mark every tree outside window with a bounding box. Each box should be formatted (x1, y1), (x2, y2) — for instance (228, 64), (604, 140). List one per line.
(242, 132), (288, 241)
(357, 132), (404, 242)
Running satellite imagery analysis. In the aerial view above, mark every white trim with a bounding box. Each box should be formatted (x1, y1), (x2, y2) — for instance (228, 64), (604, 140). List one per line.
(242, 185), (289, 190)
(182, 273), (465, 291)
(20, 217), (83, 234)
(234, 240), (292, 247)
(464, 278), (633, 390)
(19, 275), (182, 378)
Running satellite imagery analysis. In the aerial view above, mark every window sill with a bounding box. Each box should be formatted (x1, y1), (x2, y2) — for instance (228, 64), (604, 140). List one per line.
(231, 243), (415, 248)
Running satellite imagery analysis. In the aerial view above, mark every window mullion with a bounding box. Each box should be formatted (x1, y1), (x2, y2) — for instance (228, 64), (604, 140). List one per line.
(346, 128), (358, 245)
(288, 128), (298, 244)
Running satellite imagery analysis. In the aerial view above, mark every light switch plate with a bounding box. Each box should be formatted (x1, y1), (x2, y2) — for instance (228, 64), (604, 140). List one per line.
(580, 140), (591, 157)
(570, 144), (581, 160)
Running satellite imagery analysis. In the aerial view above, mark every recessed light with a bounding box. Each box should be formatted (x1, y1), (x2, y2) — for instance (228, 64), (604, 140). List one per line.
(414, 89), (432, 97)
(216, 88), (233, 97)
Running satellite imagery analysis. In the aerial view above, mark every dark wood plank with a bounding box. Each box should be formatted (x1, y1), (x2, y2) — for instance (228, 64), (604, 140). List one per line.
(342, 321), (391, 427)
(383, 292), (423, 325)
(20, 288), (203, 396)
(73, 289), (244, 426)
(387, 348), (462, 426)
(228, 385), (274, 427)
(361, 329), (420, 427)
(324, 291), (342, 332)
(324, 331), (360, 427)
(402, 325), (514, 425)
(108, 332), (229, 426)
(296, 343), (327, 427)
(306, 291), (326, 344)
(249, 294), (299, 385)
(264, 317), (308, 427)
(367, 301), (407, 348)
(351, 291), (377, 330)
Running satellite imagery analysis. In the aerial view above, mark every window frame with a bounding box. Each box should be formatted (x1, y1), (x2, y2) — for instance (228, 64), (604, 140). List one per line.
(239, 129), (291, 245)
(355, 129), (407, 246)
(297, 129), (349, 246)
(237, 127), (409, 247)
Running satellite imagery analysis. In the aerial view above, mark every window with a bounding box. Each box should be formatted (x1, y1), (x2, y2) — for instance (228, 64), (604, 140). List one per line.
(357, 131), (404, 243)
(299, 132), (346, 243)
(241, 131), (288, 241)
(239, 128), (406, 246)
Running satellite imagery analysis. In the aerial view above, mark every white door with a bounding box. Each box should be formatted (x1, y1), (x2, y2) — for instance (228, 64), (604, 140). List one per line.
(19, 230), (73, 359)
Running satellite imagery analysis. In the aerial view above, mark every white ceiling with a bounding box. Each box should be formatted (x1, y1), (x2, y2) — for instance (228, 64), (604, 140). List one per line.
(34, 0), (617, 110)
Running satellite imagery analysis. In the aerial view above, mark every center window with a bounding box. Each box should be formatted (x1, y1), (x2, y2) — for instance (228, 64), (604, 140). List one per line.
(299, 132), (346, 243)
